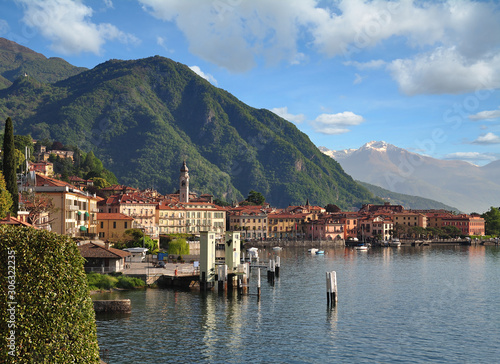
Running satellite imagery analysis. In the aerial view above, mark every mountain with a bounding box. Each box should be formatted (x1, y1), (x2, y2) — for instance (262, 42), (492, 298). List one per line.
(320, 141), (500, 213)
(0, 37), (86, 88)
(357, 181), (459, 211)
(0, 39), (381, 209)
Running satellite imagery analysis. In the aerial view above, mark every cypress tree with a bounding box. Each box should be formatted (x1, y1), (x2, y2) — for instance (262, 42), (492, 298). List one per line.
(2, 117), (18, 214)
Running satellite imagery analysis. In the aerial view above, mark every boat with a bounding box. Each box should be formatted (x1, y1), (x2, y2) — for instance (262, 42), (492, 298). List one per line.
(355, 245), (368, 250)
(308, 248), (319, 254)
(272, 246), (283, 251)
(315, 250), (325, 255)
(389, 238), (401, 247)
(247, 247), (259, 260)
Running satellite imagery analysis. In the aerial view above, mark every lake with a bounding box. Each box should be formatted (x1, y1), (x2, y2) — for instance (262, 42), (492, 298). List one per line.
(94, 245), (500, 363)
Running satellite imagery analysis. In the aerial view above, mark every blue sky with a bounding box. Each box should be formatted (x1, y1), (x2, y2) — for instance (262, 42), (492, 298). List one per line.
(1, 0), (499, 165)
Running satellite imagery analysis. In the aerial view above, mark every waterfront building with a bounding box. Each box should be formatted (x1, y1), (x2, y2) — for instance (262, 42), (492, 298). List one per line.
(393, 212), (428, 228)
(358, 215), (393, 241)
(442, 214), (485, 236)
(268, 212), (312, 239)
(227, 205), (269, 240)
(304, 214), (344, 241)
(157, 200), (226, 237)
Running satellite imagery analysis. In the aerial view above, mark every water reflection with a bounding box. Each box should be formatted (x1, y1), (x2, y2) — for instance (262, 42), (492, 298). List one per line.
(94, 246), (500, 363)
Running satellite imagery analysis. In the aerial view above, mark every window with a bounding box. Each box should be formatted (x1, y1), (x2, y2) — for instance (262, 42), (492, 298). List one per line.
(100, 222), (104, 229)
(113, 222), (116, 229)
(125, 222), (128, 229)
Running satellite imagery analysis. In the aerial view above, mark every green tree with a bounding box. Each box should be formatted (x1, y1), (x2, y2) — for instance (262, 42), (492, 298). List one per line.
(2, 117), (18, 214)
(0, 225), (100, 362)
(245, 190), (266, 205)
(482, 207), (500, 236)
(168, 238), (190, 255)
(14, 134), (34, 161)
(0, 171), (13, 218)
(121, 228), (157, 253)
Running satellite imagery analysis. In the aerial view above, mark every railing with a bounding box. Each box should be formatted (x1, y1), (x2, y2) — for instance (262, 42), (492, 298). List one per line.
(67, 205), (79, 211)
(84, 266), (114, 273)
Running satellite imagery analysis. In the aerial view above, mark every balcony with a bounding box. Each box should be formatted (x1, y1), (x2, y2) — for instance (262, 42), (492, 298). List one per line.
(67, 205), (79, 211)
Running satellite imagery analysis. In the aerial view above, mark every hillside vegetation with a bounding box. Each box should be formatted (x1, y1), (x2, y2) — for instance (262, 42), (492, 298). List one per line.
(0, 40), (382, 209)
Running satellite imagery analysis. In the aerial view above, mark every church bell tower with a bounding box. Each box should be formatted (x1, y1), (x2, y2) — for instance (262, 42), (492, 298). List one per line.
(179, 161), (190, 203)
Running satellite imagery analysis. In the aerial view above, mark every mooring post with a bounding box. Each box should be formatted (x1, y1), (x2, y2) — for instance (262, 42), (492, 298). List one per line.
(332, 271), (337, 304)
(326, 271), (337, 306)
(326, 272), (331, 306)
(257, 268), (261, 300)
(275, 256), (280, 278)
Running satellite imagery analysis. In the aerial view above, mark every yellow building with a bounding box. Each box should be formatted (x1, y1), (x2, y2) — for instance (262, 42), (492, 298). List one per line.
(393, 212), (427, 228)
(97, 213), (134, 241)
(227, 206), (269, 240)
(33, 174), (99, 238)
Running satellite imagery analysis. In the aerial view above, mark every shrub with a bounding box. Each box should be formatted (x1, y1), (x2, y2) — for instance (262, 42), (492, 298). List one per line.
(0, 225), (100, 363)
(116, 276), (145, 289)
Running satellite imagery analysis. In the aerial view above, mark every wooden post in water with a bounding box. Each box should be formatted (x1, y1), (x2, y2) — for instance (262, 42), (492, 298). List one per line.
(326, 271), (337, 306)
(257, 268), (261, 300)
(275, 256), (280, 278)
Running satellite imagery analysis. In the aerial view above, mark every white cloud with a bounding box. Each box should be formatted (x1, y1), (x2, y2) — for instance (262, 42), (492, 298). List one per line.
(444, 152), (497, 163)
(189, 66), (217, 85)
(312, 111), (365, 135)
(270, 107), (305, 124)
(472, 133), (500, 145)
(469, 108), (500, 121)
(17, 0), (139, 55)
(344, 60), (386, 70)
(138, 0), (500, 94)
(388, 47), (500, 95)
(0, 19), (9, 35)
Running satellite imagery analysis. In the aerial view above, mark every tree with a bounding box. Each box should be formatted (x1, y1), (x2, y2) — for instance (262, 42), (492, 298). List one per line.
(2, 117), (18, 214)
(213, 198), (230, 207)
(325, 204), (341, 213)
(168, 238), (190, 256)
(0, 171), (13, 218)
(21, 191), (59, 229)
(482, 207), (500, 236)
(0, 225), (100, 362)
(246, 190), (266, 205)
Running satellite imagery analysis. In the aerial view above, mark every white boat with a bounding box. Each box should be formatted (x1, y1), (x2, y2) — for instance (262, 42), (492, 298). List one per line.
(272, 246), (283, 251)
(247, 247), (259, 260)
(315, 250), (325, 255)
(355, 245), (368, 250)
(389, 239), (401, 247)
(308, 248), (319, 254)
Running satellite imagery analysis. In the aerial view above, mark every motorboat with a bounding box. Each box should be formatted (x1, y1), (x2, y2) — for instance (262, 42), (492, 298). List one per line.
(315, 250), (325, 255)
(272, 246), (283, 251)
(308, 248), (319, 254)
(355, 245), (368, 250)
(389, 238), (401, 247)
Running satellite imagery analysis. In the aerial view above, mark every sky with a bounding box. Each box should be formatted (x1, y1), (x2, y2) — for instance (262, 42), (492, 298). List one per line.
(1, 0), (499, 166)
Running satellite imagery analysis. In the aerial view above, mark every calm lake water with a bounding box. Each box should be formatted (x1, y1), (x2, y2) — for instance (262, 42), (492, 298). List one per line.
(94, 246), (500, 363)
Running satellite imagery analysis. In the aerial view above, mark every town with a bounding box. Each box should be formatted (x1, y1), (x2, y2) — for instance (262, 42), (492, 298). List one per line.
(2, 146), (487, 248)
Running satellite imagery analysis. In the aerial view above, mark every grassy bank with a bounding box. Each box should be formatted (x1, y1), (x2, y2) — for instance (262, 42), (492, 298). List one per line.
(87, 272), (146, 291)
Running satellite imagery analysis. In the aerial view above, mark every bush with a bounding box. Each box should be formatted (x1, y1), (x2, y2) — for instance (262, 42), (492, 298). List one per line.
(87, 272), (145, 290)
(0, 225), (100, 363)
(116, 276), (145, 289)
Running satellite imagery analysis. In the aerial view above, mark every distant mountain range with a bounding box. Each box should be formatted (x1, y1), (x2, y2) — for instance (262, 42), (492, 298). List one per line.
(320, 141), (500, 213)
(0, 37), (381, 209)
